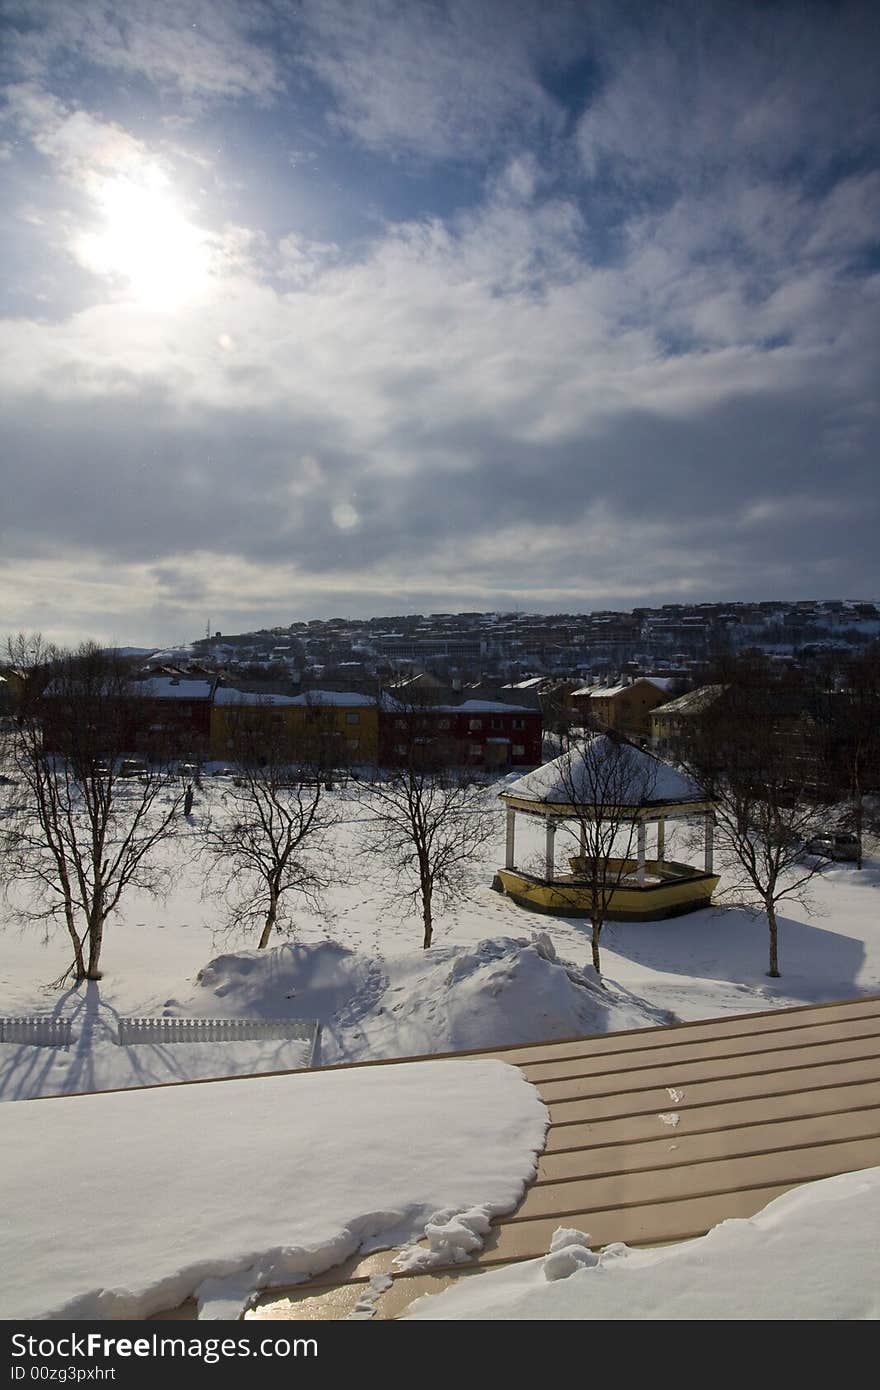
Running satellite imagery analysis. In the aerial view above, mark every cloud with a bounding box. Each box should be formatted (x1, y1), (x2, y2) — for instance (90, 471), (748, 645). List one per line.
(1, 1), (879, 642)
(576, 2), (880, 189)
(2, 0), (283, 103)
(295, 0), (581, 161)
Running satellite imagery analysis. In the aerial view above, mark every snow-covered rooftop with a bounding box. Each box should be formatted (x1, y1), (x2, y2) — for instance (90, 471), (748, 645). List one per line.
(141, 678), (214, 701)
(213, 687), (299, 707)
(653, 683), (726, 717)
(590, 677), (671, 700)
(382, 697), (536, 716)
(501, 736), (705, 808)
(450, 699), (536, 714)
(287, 689), (376, 707)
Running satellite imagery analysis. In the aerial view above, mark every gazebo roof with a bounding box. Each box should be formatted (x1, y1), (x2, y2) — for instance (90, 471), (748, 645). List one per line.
(500, 736), (707, 813)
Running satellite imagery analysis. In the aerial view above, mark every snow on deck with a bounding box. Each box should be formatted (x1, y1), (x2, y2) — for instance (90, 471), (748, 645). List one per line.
(249, 994), (880, 1320)
(0, 1057), (547, 1321)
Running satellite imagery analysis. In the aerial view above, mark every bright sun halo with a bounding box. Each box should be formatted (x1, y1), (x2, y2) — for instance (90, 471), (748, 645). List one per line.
(77, 165), (210, 308)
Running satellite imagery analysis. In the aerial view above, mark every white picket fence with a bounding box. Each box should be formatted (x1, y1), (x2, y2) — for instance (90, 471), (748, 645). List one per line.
(0, 1016), (73, 1046)
(118, 1015), (321, 1063)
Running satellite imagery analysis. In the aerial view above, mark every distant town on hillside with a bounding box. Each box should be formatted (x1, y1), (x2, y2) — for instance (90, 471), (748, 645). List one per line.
(132, 598), (879, 695)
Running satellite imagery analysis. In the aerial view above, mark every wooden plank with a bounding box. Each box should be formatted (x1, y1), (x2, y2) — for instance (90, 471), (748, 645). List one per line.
(537, 1035), (880, 1103)
(485, 997), (880, 1066)
(539, 1106), (880, 1181)
(513, 1135), (880, 1223)
(520, 1015), (880, 1084)
(549, 1054), (880, 1124)
(543, 1078), (880, 1151)
(478, 1183), (797, 1264)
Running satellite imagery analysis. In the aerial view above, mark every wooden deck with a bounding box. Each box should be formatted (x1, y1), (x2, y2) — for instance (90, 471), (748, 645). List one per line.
(247, 994), (880, 1321)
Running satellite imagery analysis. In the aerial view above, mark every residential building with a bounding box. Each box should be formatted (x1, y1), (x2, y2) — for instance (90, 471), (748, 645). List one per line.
(585, 677), (675, 742)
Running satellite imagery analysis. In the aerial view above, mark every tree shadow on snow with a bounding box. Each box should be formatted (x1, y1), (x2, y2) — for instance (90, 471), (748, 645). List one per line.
(592, 904), (867, 1005)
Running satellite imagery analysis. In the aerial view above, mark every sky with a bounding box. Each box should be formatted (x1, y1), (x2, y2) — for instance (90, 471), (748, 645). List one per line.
(1, 0), (879, 647)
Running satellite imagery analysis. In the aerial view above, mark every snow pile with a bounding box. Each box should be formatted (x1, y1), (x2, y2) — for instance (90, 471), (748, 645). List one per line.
(179, 940), (375, 1028)
(394, 1206), (494, 1272)
(407, 1167), (880, 1320)
(542, 1227), (600, 1281)
(0, 935), (666, 1100)
(177, 934), (670, 1065)
(0, 1057), (547, 1320)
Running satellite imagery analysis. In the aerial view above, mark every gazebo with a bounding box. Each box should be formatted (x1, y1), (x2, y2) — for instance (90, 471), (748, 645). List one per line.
(493, 737), (719, 921)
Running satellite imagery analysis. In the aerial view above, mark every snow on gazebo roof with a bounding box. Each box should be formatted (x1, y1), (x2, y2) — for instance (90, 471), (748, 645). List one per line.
(500, 735), (706, 812)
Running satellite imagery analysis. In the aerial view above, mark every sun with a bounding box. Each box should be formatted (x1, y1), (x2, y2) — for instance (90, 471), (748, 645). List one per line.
(76, 165), (211, 308)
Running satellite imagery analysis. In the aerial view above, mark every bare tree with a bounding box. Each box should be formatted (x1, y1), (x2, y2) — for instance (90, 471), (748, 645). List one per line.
(357, 699), (496, 948)
(553, 732), (659, 977)
(199, 699), (343, 948)
(1, 635), (185, 982)
(672, 677), (829, 977)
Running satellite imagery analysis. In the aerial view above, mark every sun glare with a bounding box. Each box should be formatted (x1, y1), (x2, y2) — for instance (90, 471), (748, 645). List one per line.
(76, 166), (211, 308)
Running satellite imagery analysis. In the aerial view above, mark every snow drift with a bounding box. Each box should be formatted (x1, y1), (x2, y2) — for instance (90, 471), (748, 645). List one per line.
(176, 933), (671, 1064)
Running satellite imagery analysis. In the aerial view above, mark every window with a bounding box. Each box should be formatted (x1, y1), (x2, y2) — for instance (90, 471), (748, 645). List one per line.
(468, 718), (483, 731)
(345, 712), (360, 724)
(394, 743), (407, 755)
(438, 718), (451, 730)
(512, 718), (525, 730)
(346, 738), (359, 752)
(512, 744), (526, 756)
(469, 743), (483, 758)
(491, 718), (501, 729)
(395, 719), (406, 730)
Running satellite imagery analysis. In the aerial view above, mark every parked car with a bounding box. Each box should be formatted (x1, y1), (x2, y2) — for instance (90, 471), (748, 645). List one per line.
(806, 832), (861, 862)
(118, 759), (148, 779)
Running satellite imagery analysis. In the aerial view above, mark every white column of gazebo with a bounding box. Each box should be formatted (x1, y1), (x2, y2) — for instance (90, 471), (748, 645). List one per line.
(504, 801), (715, 880)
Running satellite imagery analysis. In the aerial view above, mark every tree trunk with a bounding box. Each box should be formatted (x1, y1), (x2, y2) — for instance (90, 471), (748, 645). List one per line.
(59, 871), (85, 979)
(766, 897), (780, 977)
(86, 913), (104, 980)
(68, 919), (86, 980)
(258, 889), (278, 949)
(422, 881), (433, 949)
(590, 916), (602, 976)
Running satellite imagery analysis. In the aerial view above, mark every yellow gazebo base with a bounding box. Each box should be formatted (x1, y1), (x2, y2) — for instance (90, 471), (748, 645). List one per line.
(492, 859), (719, 921)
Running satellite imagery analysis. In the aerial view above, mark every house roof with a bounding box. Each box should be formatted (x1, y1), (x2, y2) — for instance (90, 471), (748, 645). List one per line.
(653, 684), (727, 718)
(140, 678), (215, 701)
(382, 697), (536, 715)
(590, 677), (671, 700)
(288, 690), (376, 707)
(213, 687), (299, 707)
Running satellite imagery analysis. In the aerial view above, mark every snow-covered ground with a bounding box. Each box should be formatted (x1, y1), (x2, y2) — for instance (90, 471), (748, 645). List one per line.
(2, 782), (879, 1324)
(405, 1167), (880, 1321)
(0, 1057), (547, 1320)
(2, 784), (879, 1100)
